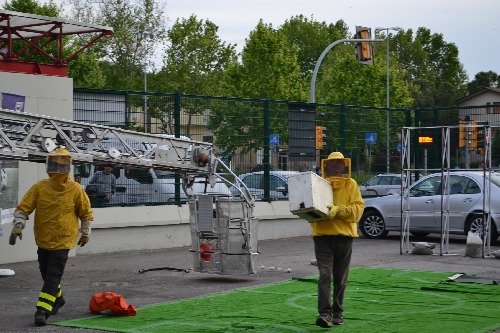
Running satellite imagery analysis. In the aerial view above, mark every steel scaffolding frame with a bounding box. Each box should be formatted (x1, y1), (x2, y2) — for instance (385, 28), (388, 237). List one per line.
(400, 125), (494, 257)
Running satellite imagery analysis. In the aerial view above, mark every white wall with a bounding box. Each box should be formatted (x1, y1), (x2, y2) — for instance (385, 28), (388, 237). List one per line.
(0, 200), (311, 264)
(0, 72), (73, 118)
(77, 200), (311, 255)
(459, 91), (500, 107)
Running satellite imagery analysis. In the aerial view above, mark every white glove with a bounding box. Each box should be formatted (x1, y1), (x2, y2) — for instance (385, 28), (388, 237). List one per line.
(13, 210), (27, 228)
(80, 220), (92, 237)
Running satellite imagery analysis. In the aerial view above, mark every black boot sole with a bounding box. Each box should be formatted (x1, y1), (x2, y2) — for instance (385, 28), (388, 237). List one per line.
(34, 312), (47, 326)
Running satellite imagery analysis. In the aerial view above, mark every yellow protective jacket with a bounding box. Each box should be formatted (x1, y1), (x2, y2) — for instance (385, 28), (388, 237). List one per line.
(310, 178), (364, 237)
(15, 174), (94, 250)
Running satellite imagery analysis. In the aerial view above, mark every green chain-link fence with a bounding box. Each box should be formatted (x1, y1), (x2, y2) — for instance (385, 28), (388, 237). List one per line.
(74, 88), (498, 204)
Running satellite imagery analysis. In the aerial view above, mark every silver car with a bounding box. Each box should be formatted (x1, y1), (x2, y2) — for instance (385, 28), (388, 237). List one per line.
(230, 170), (299, 199)
(359, 171), (500, 243)
(359, 173), (403, 197)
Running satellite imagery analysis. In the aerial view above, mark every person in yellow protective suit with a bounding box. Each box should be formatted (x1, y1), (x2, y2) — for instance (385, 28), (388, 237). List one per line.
(9, 147), (94, 326)
(311, 152), (364, 328)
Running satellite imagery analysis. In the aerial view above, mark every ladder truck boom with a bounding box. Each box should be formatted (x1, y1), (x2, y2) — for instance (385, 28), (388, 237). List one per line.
(0, 108), (254, 205)
(0, 108), (211, 171)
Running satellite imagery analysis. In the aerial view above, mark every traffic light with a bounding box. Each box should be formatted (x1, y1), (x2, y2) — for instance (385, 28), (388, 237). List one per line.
(316, 126), (326, 150)
(459, 120), (466, 148)
(355, 26), (373, 65)
(476, 121), (488, 155)
(460, 118), (488, 153)
(469, 120), (478, 150)
(476, 121), (488, 148)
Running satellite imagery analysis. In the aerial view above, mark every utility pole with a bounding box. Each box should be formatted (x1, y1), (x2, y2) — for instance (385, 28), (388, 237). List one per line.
(143, 32), (149, 133)
(375, 27), (401, 174)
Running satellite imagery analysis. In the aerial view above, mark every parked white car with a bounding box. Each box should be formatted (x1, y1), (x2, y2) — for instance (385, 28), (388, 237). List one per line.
(359, 171), (500, 243)
(77, 164), (231, 205)
(359, 173), (403, 197)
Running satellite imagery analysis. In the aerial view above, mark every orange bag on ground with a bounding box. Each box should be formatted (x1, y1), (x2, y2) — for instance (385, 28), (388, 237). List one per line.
(89, 292), (137, 316)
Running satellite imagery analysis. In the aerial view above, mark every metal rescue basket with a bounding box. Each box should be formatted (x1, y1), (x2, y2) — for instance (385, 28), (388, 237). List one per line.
(189, 194), (258, 275)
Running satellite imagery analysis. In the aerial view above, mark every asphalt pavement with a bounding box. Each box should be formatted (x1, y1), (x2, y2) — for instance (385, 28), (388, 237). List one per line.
(1, 233), (500, 333)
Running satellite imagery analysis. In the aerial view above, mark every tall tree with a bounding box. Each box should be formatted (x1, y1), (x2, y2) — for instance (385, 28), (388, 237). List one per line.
(221, 20), (306, 101)
(67, 51), (106, 88)
(209, 20), (307, 154)
(153, 15), (237, 95)
(279, 15), (349, 77)
(317, 50), (413, 107)
(466, 71), (499, 94)
(3, 0), (59, 15)
(149, 15), (237, 135)
(68, 0), (167, 90)
(391, 28), (468, 107)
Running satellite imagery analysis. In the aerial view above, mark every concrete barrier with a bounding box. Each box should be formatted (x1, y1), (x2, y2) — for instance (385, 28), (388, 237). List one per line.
(77, 200), (310, 255)
(0, 201), (310, 264)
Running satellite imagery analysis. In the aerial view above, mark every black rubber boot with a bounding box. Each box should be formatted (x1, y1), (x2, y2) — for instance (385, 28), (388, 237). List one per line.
(34, 309), (48, 326)
(52, 296), (66, 315)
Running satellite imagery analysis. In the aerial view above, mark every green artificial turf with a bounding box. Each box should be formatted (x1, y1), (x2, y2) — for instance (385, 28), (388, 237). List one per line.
(53, 267), (500, 333)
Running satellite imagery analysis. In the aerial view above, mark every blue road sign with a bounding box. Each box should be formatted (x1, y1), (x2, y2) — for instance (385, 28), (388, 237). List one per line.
(365, 132), (377, 145)
(270, 134), (280, 145)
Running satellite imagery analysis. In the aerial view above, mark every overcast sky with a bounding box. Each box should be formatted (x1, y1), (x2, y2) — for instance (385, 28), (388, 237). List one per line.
(164, 0), (499, 81)
(30, 0), (500, 80)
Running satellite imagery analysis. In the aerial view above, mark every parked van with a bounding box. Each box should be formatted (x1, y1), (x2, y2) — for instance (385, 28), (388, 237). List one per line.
(75, 164), (231, 205)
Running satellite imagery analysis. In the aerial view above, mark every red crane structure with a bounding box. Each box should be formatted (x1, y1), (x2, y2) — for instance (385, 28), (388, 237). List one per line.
(0, 9), (112, 77)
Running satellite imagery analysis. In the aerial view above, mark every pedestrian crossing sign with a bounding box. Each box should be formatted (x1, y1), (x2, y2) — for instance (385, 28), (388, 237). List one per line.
(365, 132), (377, 145)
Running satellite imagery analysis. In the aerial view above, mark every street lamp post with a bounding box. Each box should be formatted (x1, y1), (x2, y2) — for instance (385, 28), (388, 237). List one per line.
(143, 32), (149, 133)
(375, 27), (401, 174)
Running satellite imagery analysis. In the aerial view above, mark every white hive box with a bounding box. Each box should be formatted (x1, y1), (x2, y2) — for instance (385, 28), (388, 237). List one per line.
(288, 171), (333, 222)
